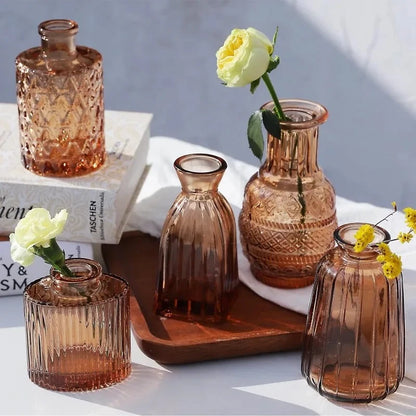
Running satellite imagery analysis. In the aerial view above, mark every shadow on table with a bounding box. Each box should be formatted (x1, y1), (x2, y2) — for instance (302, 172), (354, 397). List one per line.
(63, 354), (318, 415)
(341, 380), (416, 415)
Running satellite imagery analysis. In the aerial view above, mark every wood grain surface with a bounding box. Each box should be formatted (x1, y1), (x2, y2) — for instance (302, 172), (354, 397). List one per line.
(102, 231), (306, 364)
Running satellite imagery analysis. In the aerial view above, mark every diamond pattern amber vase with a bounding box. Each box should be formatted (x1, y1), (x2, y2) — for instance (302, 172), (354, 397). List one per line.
(301, 223), (405, 402)
(23, 258), (131, 391)
(239, 99), (337, 288)
(16, 19), (105, 177)
(155, 153), (239, 323)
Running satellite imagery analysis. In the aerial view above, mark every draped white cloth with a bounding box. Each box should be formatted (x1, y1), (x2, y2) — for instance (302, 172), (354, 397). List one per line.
(127, 136), (416, 381)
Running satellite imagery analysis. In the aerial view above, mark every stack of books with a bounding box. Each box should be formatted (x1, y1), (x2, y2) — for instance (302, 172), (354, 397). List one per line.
(0, 103), (152, 296)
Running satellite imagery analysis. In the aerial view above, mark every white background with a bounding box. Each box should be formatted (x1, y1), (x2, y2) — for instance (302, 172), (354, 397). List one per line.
(1, 0), (415, 207)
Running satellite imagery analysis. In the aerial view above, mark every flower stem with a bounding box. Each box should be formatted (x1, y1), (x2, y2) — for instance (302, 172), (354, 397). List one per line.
(261, 73), (287, 121)
(33, 238), (74, 277)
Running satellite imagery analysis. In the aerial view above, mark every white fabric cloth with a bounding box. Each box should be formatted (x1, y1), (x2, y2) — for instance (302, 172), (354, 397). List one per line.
(127, 136), (416, 381)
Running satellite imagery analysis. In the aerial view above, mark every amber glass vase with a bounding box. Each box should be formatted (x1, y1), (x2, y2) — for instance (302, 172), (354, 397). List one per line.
(239, 99), (337, 288)
(16, 19), (105, 177)
(301, 223), (405, 402)
(24, 259), (131, 391)
(155, 153), (239, 323)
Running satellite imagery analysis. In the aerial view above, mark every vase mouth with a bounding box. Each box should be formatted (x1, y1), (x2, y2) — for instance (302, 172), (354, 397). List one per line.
(334, 222), (391, 251)
(262, 99), (328, 130)
(38, 19), (79, 36)
(51, 258), (102, 282)
(174, 153), (227, 175)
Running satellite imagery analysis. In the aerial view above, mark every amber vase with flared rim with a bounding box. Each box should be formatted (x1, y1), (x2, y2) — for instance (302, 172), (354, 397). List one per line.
(239, 98), (337, 288)
(155, 153), (239, 323)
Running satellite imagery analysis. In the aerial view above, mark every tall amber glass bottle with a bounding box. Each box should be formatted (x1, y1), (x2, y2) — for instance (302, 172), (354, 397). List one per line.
(24, 259), (131, 391)
(155, 153), (239, 323)
(16, 19), (105, 177)
(239, 99), (337, 289)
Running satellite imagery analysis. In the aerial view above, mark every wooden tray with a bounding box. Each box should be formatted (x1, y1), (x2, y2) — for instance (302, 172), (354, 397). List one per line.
(102, 231), (306, 364)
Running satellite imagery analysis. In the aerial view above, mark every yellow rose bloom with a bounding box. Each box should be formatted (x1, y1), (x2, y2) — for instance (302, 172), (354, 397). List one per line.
(216, 27), (273, 87)
(353, 224), (375, 253)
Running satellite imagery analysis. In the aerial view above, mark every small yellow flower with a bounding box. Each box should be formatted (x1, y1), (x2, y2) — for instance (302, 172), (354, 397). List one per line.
(354, 224), (375, 253)
(377, 242), (392, 256)
(398, 232), (413, 244)
(404, 207), (416, 231)
(381, 253), (402, 279)
(376, 254), (386, 263)
(391, 201), (397, 211)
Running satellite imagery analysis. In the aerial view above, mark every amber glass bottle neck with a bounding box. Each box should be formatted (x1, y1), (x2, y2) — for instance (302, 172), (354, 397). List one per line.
(39, 19), (78, 59)
(261, 99), (328, 178)
(174, 153), (226, 193)
(51, 258), (102, 295)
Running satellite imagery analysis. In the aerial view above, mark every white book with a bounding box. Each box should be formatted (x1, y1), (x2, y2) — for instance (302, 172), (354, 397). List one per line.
(0, 239), (94, 296)
(0, 103), (152, 243)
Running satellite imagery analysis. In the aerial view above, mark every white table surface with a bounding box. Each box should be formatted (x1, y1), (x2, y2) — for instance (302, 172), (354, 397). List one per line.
(3, 136), (416, 415)
(1, 294), (416, 415)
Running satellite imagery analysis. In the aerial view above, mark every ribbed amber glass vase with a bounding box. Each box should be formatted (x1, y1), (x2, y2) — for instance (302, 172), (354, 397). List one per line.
(239, 99), (337, 288)
(155, 153), (239, 323)
(24, 259), (131, 391)
(16, 19), (105, 177)
(301, 223), (405, 402)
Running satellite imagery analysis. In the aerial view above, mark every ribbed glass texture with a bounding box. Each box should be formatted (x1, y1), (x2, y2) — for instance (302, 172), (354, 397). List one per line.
(24, 259), (131, 391)
(239, 99), (337, 288)
(155, 153), (239, 323)
(301, 223), (405, 402)
(16, 19), (105, 177)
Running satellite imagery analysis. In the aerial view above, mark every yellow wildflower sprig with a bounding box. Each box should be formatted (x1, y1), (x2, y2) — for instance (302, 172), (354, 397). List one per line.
(353, 202), (416, 279)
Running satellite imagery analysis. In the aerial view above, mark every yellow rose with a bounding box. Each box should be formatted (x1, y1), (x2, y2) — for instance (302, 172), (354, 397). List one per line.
(10, 208), (68, 267)
(216, 27), (273, 87)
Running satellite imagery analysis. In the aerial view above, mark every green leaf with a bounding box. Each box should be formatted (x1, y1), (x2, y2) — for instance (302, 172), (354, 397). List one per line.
(262, 109), (281, 139)
(272, 26), (279, 51)
(247, 111), (264, 160)
(250, 78), (261, 94)
(267, 56), (280, 73)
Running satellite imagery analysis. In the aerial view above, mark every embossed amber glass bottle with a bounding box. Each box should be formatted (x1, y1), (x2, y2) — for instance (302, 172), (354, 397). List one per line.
(24, 259), (131, 391)
(16, 19), (105, 177)
(155, 153), (239, 323)
(301, 223), (405, 402)
(239, 99), (337, 288)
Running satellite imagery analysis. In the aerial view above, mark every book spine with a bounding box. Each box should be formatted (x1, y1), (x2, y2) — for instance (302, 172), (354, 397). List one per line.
(0, 240), (94, 297)
(0, 183), (115, 243)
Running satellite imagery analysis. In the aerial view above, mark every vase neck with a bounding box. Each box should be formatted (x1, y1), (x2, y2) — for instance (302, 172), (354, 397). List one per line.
(51, 258), (101, 295)
(39, 19), (78, 60)
(260, 99), (327, 178)
(174, 153), (226, 193)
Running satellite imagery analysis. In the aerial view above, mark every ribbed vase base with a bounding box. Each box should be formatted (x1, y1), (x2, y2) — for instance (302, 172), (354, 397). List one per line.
(28, 347), (131, 391)
(250, 266), (315, 289)
(28, 365), (131, 392)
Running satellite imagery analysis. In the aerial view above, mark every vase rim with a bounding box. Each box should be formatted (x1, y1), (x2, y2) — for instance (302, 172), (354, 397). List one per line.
(262, 98), (328, 130)
(334, 222), (391, 251)
(38, 19), (79, 36)
(51, 258), (102, 282)
(174, 153), (227, 176)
